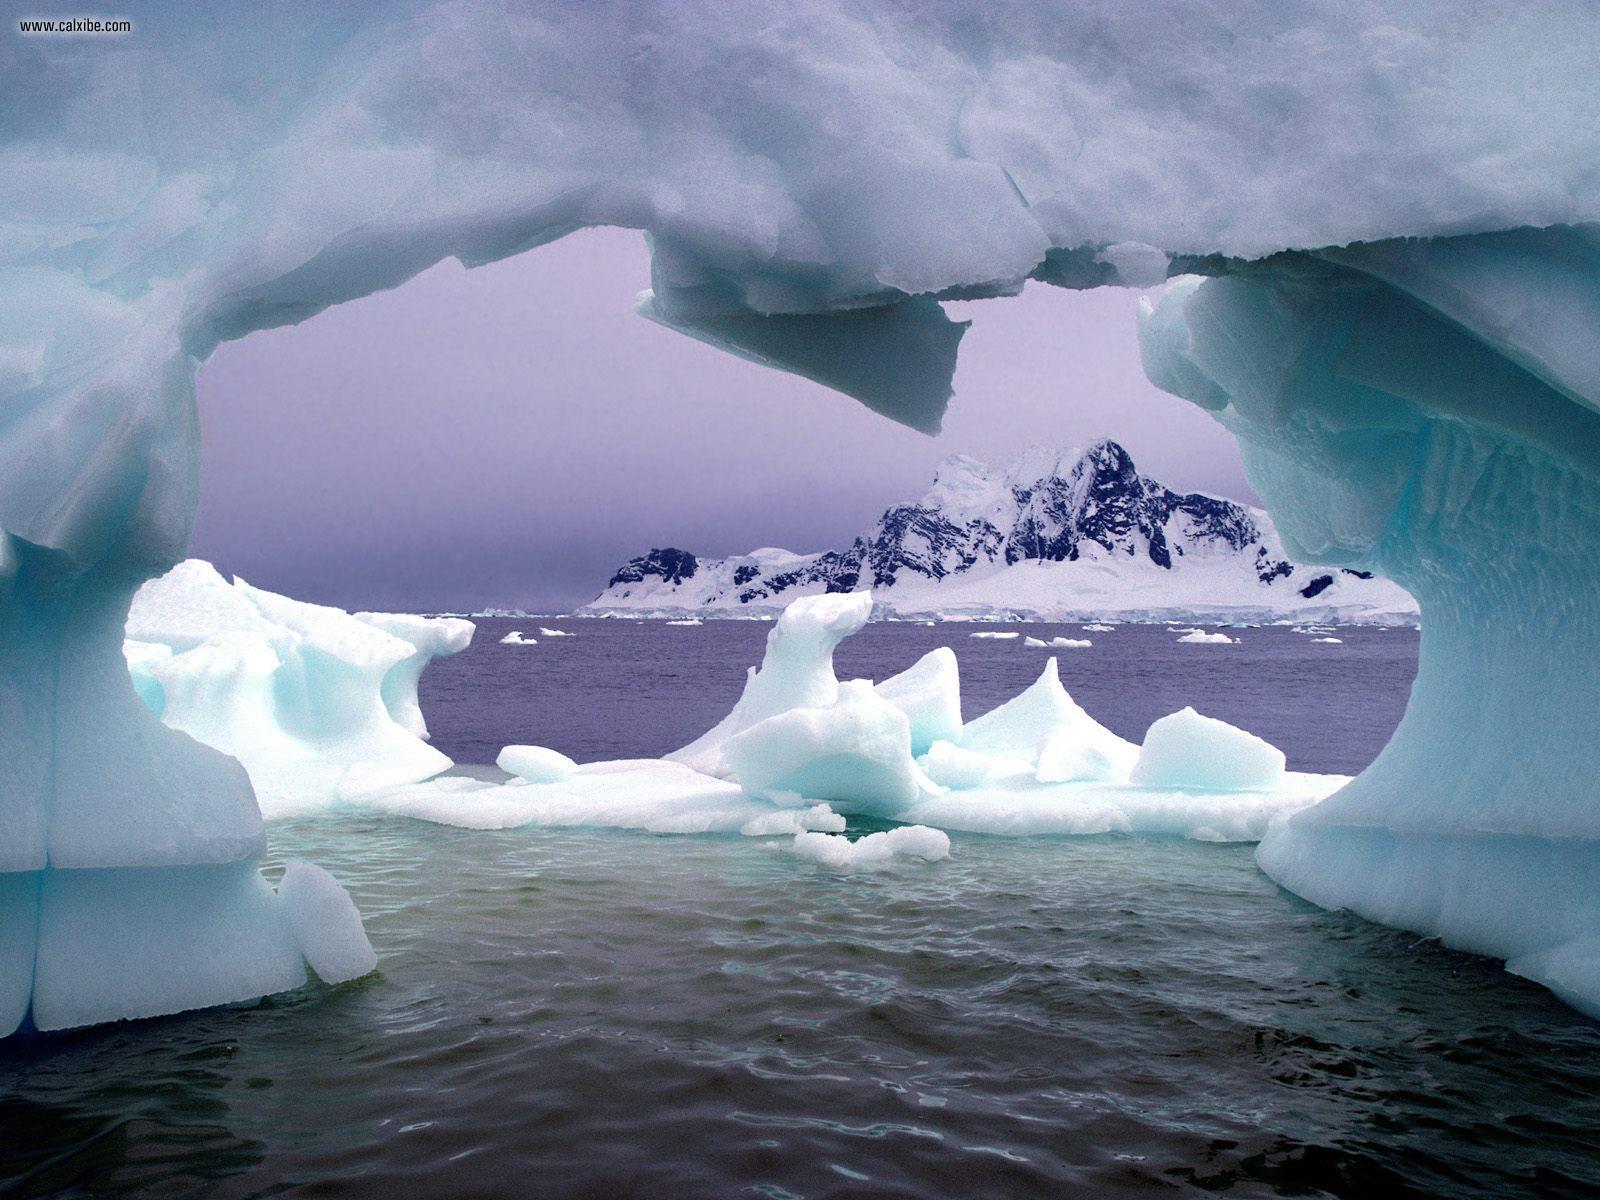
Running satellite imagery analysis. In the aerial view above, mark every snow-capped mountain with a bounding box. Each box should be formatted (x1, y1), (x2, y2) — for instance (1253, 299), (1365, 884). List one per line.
(581, 441), (1418, 624)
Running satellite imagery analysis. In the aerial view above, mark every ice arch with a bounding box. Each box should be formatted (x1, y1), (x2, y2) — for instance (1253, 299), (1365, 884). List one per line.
(5, 1), (1600, 1028)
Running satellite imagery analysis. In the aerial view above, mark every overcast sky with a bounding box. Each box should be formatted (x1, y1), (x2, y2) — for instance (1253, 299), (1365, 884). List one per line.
(191, 227), (1253, 611)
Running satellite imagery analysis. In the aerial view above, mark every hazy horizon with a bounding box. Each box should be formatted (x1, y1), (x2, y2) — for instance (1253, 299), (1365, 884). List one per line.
(191, 228), (1255, 612)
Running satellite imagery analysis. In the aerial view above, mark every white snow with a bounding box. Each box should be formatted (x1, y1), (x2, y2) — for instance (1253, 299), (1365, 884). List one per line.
(496, 745), (579, 784)
(790, 826), (951, 870)
(1130, 708), (1287, 792)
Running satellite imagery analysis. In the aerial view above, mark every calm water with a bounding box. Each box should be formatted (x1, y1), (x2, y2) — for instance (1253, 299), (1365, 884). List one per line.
(4, 621), (1600, 1199)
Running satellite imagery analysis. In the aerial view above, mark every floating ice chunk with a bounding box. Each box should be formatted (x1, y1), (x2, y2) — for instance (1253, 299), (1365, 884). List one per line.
(969, 631), (1018, 640)
(1026, 635), (1091, 649)
(1177, 630), (1238, 645)
(1312, 637), (1343, 644)
(723, 680), (928, 817)
(499, 631), (536, 645)
(1082, 624), (1116, 633)
(918, 740), (994, 790)
(276, 861), (377, 985)
(497, 744), (579, 784)
(666, 619), (703, 626)
(354, 611), (474, 739)
(874, 647), (961, 754)
(1130, 707), (1286, 791)
(1035, 729), (1122, 784)
(739, 804), (847, 836)
(1023, 636), (1047, 648)
(537, 626), (575, 637)
(790, 825), (951, 870)
(959, 658), (1138, 777)
(671, 592), (872, 777)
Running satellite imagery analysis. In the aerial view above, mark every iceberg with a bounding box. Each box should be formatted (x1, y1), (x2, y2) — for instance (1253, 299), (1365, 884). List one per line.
(125, 560), (470, 816)
(500, 631), (536, 645)
(1176, 630), (1237, 645)
(7, 0), (1600, 1029)
(1025, 636), (1091, 649)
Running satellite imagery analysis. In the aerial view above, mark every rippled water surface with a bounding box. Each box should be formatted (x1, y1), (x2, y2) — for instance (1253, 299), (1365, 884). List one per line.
(5, 621), (1599, 1199)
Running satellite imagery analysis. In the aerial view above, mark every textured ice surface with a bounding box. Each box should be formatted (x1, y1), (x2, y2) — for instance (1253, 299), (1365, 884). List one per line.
(671, 592), (873, 777)
(917, 741), (995, 791)
(873, 647), (962, 755)
(497, 745), (579, 784)
(1131, 708), (1286, 792)
(125, 561), (468, 815)
(7, 0), (1600, 1029)
(739, 804), (848, 836)
(790, 826), (951, 870)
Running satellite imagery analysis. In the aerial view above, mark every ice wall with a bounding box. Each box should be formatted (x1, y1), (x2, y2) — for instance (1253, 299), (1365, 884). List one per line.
(1140, 230), (1600, 1016)
(5, 0), (1600, 1027)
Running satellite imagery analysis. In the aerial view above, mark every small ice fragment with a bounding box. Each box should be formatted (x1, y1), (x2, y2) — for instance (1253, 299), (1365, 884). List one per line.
(276, 861), (377, 984)
(790, 825), (951, 869)
(1312, 636), (1343, 644)
(739, 804), (847, 836)
(969, 631), (1019, 640)
(497, 745), (579, 783)
(538, 627), (575, 637)
(1130, 707), (1285, 791)
(500, 631), (536, 645)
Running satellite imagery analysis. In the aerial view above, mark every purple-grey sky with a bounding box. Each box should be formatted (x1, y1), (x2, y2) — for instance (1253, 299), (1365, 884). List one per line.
(191, 228), (1253, 611)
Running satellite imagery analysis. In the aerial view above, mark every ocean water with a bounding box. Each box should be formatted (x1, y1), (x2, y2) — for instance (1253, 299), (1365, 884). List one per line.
(4, 621), (1600, 1199)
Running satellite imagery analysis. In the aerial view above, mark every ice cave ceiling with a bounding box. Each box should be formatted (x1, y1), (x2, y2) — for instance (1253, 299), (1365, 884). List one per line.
(5, 0), (1600, 1028)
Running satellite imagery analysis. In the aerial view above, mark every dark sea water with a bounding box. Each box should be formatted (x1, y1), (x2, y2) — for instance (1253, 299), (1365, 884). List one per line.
(5, 620), (1600, 1200)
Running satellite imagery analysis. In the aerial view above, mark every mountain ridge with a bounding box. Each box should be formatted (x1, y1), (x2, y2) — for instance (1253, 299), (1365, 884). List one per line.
(582, 440), (1418, 624)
